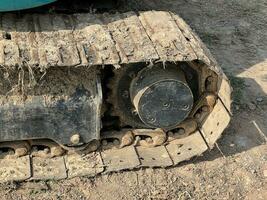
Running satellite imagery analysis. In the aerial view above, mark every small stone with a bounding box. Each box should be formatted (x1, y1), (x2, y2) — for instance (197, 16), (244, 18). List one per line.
(230, 143), (235, 147)
(248, 103), (256, 110)
(263, 170), (267, 177)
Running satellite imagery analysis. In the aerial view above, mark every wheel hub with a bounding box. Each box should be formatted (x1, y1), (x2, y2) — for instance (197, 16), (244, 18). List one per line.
(130, 64), (194, 129)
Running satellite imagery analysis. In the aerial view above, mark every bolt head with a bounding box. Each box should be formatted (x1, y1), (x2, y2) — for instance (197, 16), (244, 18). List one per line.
(202, 106), (209, 112)
(102, 139), (108, 146)
(195, 113), (201, 119)
(168, 131), (174, 137)
(177, 128), (185, 135)
(70, 134), (80, 145)
(113, 139), (120, 145)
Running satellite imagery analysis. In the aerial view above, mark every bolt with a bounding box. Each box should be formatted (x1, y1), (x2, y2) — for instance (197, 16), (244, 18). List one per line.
(163, 102), (170, 107)
(206, 77), (214, 91)
(102, 139), (108, 146)
(182, 104), (190, 110)
(148, 117), (156, 123)
(70, 134), (80, 145)
(122, 90), (129, 98)
(113, 139), (120, 145)
(177, 128), (185, 135)
(202, 106), (209, 112)
(90, 143), (99, 151)
(195, 113), (201, 119)
(168, 131), (174, 137)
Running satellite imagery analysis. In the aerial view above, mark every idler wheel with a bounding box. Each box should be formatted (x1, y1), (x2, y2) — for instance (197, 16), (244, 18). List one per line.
(130, 64), (194, 129)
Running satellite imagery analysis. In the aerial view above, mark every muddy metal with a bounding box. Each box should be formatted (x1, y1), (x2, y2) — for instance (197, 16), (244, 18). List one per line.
(0, 1), (231, 182)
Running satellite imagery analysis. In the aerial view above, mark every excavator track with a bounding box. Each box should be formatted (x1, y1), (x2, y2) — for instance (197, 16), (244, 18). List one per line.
(0, 11), (231, 182)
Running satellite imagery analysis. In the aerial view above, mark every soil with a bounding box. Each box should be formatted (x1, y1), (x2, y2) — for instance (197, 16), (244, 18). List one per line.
(0, 0), (266, 199)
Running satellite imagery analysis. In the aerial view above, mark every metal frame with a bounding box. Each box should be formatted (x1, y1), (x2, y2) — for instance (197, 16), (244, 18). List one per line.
(0, 0), (56, 12)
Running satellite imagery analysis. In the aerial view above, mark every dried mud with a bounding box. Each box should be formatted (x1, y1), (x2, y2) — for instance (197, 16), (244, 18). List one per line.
(0, 67), (96, 106)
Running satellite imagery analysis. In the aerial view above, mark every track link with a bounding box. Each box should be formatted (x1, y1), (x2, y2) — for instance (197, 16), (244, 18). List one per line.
(0, 11), (231, 182)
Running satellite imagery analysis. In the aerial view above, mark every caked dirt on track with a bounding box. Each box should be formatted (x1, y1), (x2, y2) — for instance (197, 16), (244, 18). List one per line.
(0, 0), (266, 199)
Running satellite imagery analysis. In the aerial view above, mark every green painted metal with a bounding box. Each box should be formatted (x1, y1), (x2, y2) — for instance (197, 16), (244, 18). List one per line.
(0, 0), (56, 12)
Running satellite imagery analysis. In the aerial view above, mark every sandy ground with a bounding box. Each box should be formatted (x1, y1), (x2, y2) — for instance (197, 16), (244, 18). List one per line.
(0, 0), (267, 199)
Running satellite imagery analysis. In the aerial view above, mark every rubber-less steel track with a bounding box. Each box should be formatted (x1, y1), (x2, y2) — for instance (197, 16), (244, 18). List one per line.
(0, 11), (231, 182)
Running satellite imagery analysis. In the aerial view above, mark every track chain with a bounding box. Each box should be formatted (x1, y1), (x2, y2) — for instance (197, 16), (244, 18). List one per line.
(0, 98), (230, 182)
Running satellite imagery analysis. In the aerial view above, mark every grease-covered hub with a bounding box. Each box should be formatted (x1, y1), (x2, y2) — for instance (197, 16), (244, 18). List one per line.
(130, 64), (194, 129)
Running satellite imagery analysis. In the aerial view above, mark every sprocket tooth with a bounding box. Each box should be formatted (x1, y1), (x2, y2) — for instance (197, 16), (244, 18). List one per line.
(105, 63), (147, 128)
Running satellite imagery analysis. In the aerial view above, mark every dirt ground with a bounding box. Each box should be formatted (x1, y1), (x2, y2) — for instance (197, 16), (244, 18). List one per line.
(0, 0), (267, 199)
